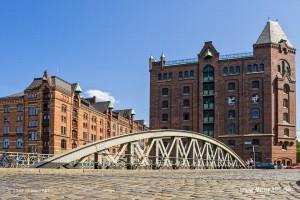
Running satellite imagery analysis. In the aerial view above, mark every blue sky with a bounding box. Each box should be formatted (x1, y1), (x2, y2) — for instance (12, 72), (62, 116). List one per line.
(0, 0), (299, 136)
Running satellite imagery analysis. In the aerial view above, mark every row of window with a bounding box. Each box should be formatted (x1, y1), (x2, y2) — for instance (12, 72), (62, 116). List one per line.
(3, 104), (24, 113)
(158, 70), (195, 81)
(2, 138), (23, 149)
(161, 113), (190, 122)
(223, 64), (264, 75)
(227, 80), (260, 91)
(161, 86), (191, 96)
(161, 99), (191, 109)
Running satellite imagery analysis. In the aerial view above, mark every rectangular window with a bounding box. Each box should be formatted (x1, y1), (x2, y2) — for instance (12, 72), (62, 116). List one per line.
(228, 82), (236, 91)
(16, 115), (23, 121)
(161, 100), (169, 109)
(162, 113), (168, 122)
(228, 110), (236, 119)
(4, 105), (10, 113)
(61, 105), (67, 113)
(28, 132), (38, 141)
(61, 126), (67, 135)
(161, 88), (169, 96)
(183, 112), (190, 121)
(251, 108), (260, 119)
(29, 107), (38, 116)
(17, 126), (23, 134)
(251, 80), (259, 89)
(183, 99), (190, 108)
(17, 104), (24, 112)
(29, 120), (38, 127)
(3, 126), (10, 135)
(182, 86), (190, 95)
(3, 115), (10, 122)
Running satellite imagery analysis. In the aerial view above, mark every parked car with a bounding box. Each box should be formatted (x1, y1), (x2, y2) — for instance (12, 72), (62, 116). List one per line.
(255, 163), (274, 169)
(286, 163), (300, 169)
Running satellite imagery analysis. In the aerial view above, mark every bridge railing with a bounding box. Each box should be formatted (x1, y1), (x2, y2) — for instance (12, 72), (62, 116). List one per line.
(0, 151), (53, 168)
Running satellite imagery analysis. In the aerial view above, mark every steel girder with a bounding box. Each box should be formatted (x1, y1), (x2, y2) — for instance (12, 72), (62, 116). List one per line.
(34, 130), (246, 169)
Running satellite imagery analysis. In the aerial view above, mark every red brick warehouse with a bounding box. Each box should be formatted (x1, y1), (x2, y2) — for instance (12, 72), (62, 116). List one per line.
(149, 20), (296, 165)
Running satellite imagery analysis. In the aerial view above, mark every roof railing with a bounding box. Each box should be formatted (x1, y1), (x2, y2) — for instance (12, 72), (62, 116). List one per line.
(164, 52), (253, 66)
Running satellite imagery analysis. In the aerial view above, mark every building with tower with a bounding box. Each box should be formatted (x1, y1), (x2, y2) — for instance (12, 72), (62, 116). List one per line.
(0, 70), (147, 154)
(149, 20), (296, 165)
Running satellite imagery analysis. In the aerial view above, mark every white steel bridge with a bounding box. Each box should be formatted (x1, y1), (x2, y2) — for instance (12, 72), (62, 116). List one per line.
(33, 130), (246, 169)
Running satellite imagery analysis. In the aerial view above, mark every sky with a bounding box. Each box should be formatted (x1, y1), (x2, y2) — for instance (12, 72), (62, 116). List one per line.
(0, 0), (299, 137)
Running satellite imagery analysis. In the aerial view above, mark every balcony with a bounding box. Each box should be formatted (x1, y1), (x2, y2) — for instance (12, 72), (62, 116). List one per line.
(203, 117), (214, 123)
(203, 90), (214, 96)
(204, 103), (214, 110)
(203, 76), (214, 82)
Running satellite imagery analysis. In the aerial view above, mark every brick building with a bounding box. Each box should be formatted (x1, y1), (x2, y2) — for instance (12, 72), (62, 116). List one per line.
(0, 71), (147, 154)
(149, 20), (296, 165)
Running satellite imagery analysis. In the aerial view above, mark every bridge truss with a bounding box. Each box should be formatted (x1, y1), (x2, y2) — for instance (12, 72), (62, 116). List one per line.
(35, 130), (246, 169)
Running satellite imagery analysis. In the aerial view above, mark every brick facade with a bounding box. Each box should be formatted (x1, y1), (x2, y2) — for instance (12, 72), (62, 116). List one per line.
(0, 71), (147, 154)
(149, 21), (296, 165)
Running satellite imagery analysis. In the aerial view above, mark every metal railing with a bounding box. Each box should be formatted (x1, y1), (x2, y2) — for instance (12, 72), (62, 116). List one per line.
(0, 151), (53, 168)
(219, 52), (253, 60)
(164, 52), (253, 66)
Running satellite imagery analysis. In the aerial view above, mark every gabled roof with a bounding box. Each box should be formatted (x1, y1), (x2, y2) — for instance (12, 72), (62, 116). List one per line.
(25, 74), (73, 95)
(256, 20), (293, 47)
(114, 109), (135, 119)
(91, 101), (112, 113)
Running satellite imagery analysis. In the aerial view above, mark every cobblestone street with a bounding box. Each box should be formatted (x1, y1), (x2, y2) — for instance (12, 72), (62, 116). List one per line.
(0, 169), (299, 199)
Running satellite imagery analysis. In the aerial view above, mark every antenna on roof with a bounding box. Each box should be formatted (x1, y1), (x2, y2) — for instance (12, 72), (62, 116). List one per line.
(56, 67), (60, 75)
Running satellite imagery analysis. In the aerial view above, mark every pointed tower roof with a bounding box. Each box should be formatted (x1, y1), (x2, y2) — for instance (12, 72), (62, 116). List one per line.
(256, 20), (293, 47)
(108, 101), (114, 109)
(74, 83), (82, 93)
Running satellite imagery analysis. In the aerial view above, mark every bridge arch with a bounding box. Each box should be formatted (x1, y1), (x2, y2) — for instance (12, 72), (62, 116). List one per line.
(34, 130), (246, 169)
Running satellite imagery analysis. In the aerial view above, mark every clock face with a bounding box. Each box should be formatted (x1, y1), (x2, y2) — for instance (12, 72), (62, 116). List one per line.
(278, 60), (291, 76)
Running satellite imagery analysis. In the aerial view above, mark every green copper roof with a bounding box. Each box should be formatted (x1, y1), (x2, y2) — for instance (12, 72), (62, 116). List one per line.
(74, 83), (82, 93)
(204, 49), (213, 59)
(131, 109), (136, 115)
(108, 101), (114, 109)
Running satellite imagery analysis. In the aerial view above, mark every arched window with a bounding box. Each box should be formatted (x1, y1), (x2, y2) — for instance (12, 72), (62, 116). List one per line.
(184, 71), (189, 77)
(16, 138), (23, 149)
(203, 65), (214, 81)
(223, 67), (228, 75)
(3, 139), (10, 149)
(61, 139), (67, 150)
(284, 129), (289, 137)
(190, 70), (195, 77)
(283, 84), (290, 94)
(282, 143), (288, 151)
(72, 142), (77, 149)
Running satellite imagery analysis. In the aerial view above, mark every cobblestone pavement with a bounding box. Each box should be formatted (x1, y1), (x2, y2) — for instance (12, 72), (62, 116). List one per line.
(0, 169), (299, 200)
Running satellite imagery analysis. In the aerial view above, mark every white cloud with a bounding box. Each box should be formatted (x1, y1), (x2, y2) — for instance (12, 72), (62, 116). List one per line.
(83, 89), (117, 105)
